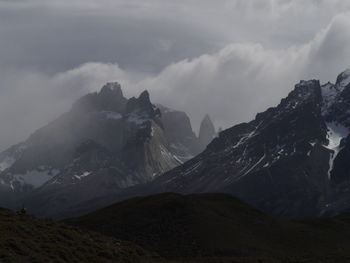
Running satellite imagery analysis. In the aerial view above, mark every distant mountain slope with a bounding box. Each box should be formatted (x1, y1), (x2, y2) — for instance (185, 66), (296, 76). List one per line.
(0, 207), (160, 263)
(140, 69), (350, 218)
(66, 193), (350, 262)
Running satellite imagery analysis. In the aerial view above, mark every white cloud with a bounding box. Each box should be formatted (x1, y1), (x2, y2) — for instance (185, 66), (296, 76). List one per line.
(0, 63), (140, 150)
(0, 3), (350, 150)
(133, 13), (350, 129)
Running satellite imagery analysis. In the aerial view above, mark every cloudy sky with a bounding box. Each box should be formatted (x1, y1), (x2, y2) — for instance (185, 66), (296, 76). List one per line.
(0, 0), (350, 150)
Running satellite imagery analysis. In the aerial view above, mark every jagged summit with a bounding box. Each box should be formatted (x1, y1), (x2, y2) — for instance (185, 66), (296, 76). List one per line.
(336, 68), (350, 88)
(126, 90), (156, 115)
(283, 80), (321, 105)
(100, 82), (123, 95)
(125, 90), (161, 126)
(198, 114), (216, 151)
(202, 114), (213, 123)
(72, 81), (127, 113)
(138, 90), (151, 102)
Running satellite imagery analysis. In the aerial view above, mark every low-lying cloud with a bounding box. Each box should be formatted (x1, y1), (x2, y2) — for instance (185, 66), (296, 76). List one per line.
(1, 12), (350, 151)
(0, 1), (350, 151)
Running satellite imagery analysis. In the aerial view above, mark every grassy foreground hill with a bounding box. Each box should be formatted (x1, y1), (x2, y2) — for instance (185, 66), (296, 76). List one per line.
(66, 193), (350, 263)
(0, 207), (162, 263)
(3, 192), (350, 262)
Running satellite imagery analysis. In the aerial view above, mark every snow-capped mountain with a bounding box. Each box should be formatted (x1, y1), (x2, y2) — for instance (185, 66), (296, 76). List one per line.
(141, 69), (350, 218)
(0, 82), (204, 216)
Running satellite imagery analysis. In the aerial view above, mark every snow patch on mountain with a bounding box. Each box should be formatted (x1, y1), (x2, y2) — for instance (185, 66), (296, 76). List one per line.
(12, 169), (60, 189)
(338, 69), (350, 88)
(232, 129), (257, 149)
(127, 113), (150, 125)
(321, 83), (338, 116)
(73, 171), (92, 180)
(242, 154), (266, 177)
(160, 145), (181, 165)
(324, 122), (349, 179)
(102, 111), (122, 120)
(0, 157), (15, 172)
(170, 143), (194, 160)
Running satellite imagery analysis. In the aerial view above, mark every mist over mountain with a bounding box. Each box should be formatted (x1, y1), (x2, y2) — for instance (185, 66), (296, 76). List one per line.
(0, 82), (213, 218)
(1, 1), (350, 153)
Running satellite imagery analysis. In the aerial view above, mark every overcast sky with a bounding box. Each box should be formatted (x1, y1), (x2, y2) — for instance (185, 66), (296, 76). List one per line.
(0, 0), (350, 150)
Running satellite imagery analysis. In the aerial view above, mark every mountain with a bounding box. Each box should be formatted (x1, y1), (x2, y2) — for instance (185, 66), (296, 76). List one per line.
(0, 207), (160, 262)
(0, 82), (203, 217)
(131, 69), (350, 218)
(66, 192), (350, 262)
(198, 114), (216, 152)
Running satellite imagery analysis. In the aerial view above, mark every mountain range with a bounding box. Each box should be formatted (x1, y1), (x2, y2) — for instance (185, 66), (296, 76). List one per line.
(140, 69), (350, 218)
(1, 69), (350, 219)
(0, 82), (215, 217)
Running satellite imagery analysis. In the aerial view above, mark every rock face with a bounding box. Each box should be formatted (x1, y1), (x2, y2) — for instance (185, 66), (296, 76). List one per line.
(0, 83), (188, 217)
(198, 114), (216, 152)
(157, 105), (201, 161)
(142, 69), (350, 218)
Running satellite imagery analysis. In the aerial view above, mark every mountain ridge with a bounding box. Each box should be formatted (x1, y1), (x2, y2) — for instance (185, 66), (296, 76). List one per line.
(2, 69), (350, 219)
(79, 69), (350, 219)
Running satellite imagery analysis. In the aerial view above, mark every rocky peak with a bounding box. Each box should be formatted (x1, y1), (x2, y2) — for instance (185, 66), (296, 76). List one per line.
(126, 90), (160, 119)
(294, 80), (321, 99)
(72, 82), (127, 114)
(198, 114), (216, 151)
(138, 90), (151, 104)
(321, 69), (350, 128)
(284, 80), (321, 105)
(336, 69), (350, 88)
(99, 82), (123, 97)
